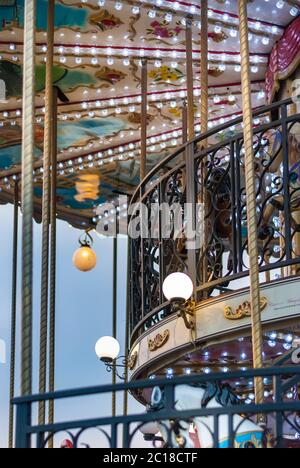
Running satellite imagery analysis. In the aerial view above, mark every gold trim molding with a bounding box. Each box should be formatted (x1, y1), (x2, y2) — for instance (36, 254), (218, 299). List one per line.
(148, 330), (170, 352)
(224, 297), (268, 320)
(128, 351), (138, 370)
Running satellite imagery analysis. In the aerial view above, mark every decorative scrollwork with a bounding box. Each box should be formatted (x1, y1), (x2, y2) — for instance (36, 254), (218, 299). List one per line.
(148, 329), (170, 352)
(224, 297), (268, 320)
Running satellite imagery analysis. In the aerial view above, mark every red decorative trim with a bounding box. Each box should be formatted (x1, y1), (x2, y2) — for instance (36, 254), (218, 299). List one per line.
(266, 16), (300, 103)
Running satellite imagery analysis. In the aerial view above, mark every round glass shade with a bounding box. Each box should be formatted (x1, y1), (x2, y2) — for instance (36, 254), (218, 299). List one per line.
(95, 336), (120, 361)
(73, 246), (97, 272)
(139, 421), (159, 436)
(162, 272), (193, 302)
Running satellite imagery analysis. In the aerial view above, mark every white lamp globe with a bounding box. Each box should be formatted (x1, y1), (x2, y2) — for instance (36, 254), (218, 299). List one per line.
(95, 336), (120, 362)
(139, 421), (159, 440)
(162, 272), (194, 302)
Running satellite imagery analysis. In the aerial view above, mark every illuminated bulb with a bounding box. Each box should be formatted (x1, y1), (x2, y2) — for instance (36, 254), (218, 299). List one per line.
(283, 343), (292, 351)
(115, 2), (123, 11)
(290, 7), (299, 16)
(148, 9), (156, 18)
(73, 246), (97, 272)
(132, 6), (140, 15)
(95, 336), (120, 361)
(285, 334), (293, 343)
(276, 1), (284, 9)
(164, 13), (173, 23)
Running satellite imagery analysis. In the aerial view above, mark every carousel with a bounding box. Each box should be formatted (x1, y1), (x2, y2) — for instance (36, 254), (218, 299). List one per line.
(1, 0), (300, 449)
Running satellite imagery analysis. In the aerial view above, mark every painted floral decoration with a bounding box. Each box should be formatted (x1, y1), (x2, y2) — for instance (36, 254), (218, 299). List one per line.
(149, 66), (184, 83)
(95, 66), (126, 84)
(89, 9), (123, 31)
(147, 20), (182, 39)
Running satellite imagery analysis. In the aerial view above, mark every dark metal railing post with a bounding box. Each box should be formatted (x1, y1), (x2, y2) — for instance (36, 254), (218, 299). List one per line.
(185, 142), (197, 290)
(274, 374), (284, 448)
(15, 402), (31, 448)
(230, 140), (238, 274)
(281, 103), (293, 262)
(158, 181), (166, 304)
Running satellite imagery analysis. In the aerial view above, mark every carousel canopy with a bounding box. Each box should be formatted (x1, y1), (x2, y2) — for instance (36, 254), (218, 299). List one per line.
(0, 0), (298, 228)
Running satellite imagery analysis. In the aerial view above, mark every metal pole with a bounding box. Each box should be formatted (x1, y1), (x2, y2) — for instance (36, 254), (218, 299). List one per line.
(112, 236), (118, 417)
(200, 0), (208, 142)
(185, 16), (195, 140)
(238, 0), (264, 408)
(8, 182), (19, 448)
(48, 86), (58, 448)
(21, 0), (36, 397)
(140, 59), (147, 181)
(200, 0), (209, 290)
(182, 100), (188, 145)
(38, 0), (54, 425)
(122, 237), (130, 446)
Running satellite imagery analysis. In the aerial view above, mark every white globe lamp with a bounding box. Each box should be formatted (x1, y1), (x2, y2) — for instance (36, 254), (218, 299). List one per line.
(162, 272), (194, 302)
(95, 336), (120, 363)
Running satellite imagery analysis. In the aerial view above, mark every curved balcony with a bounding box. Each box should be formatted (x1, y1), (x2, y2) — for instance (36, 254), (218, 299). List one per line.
(128, 98), (300, 369)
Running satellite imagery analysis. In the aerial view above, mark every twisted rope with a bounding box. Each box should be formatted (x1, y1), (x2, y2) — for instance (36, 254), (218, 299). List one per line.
(48, 86), (58, 448)
(8, 183), (18, 448)
(38, 0), (54, 426)
(238, 0), (264, 407)
(21, 0), (36, 397)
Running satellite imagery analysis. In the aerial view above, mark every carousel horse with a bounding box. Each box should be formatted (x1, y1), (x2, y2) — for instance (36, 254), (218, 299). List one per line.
(148, 384), (264, 449)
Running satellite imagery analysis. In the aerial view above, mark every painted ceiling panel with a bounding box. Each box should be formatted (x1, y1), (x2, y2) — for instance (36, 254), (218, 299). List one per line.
(0, 0), (298, 228)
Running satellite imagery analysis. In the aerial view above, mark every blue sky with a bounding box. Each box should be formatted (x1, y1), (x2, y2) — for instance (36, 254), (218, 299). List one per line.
(0, 203), (145, 448)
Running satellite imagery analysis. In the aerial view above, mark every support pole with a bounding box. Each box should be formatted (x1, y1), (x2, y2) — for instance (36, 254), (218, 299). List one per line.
(8, 182), (18, 448)
(182, 100), (188, 145)
(186, 16), (195, 140)
(21, 0), (36, 397)
(140, 59), (147, 181)
(122, 237), (130, 446)
(48, 86), (58, 448)
(38, 0), (54, 426)
(200, 0), (209, 290)
(112, 236), (118, 417)
(238, 0), (264, 408)
(200, 0), (208, 143)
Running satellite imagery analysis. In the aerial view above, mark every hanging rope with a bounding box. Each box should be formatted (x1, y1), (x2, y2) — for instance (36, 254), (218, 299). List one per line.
(8, 182), (18, 448)
(21, 0), (36, 397)
(48, 86), (58, 448)
(238, 0), (264, 408)
(38, 0), (55, 426)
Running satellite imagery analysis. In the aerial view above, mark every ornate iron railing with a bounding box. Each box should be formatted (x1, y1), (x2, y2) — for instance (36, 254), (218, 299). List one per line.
(13, 366), (300, 448)
(129, 99), (300, 342)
